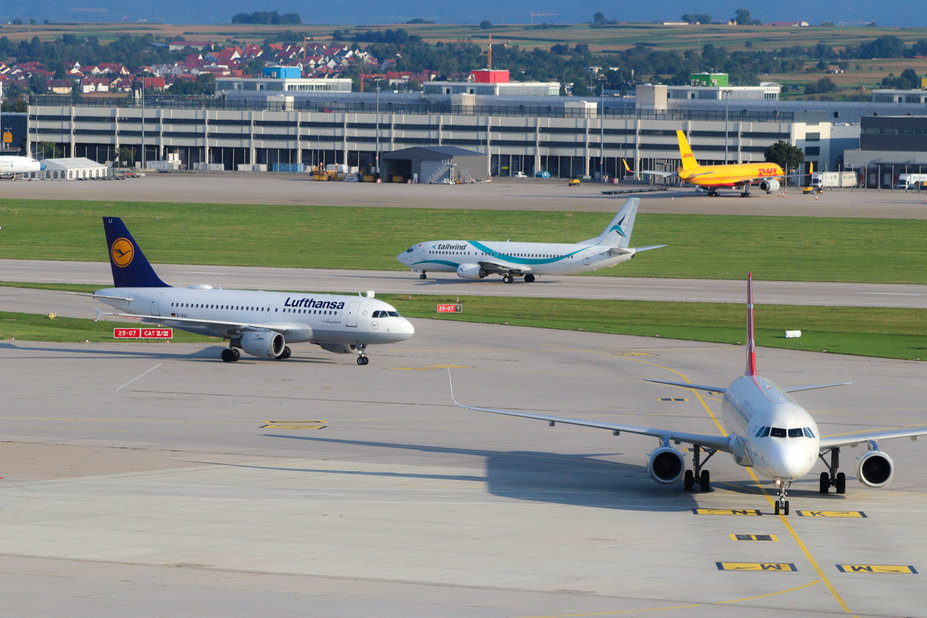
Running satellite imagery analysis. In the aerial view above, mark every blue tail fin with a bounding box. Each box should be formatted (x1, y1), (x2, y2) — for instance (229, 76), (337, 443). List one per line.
(103, 217), (169, 288)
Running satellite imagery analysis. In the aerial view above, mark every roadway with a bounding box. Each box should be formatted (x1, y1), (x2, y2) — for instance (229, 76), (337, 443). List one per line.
(4, 260), (927, 311)
(0, 313), (925, 616)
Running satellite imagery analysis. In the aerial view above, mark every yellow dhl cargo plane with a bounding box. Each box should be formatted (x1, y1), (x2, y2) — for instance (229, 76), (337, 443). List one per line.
(626, 130), (785, 197)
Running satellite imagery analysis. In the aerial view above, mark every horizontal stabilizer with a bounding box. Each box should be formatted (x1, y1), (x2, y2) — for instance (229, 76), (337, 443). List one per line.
(784, 382), (850, 393)
(644, 378), (726, 395)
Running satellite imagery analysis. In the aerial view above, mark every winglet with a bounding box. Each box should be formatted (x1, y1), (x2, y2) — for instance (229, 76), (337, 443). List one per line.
(745, 273), (757, 377)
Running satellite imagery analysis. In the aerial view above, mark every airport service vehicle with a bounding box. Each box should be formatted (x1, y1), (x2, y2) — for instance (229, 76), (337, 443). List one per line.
(625, 130), (786, 197)
(397, 198), (664, 283)
(451, 274), (927, 515)
(896, 173), (927, 190)
(0, 155), (43, 175)
(811, 171), (857, 189)
(93, 217), (414, 365)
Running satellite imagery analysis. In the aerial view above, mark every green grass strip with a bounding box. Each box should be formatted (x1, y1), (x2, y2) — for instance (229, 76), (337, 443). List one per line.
(1, 199), (926, 283)
(2, 283), (924, 360)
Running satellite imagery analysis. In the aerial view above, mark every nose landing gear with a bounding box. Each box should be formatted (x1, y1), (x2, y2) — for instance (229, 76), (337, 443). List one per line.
(774, 479), (790, 515)
(356, 344), (369, 365)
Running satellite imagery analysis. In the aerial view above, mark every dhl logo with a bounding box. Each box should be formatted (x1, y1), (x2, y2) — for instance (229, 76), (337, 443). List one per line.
(756, 167), (779, 177)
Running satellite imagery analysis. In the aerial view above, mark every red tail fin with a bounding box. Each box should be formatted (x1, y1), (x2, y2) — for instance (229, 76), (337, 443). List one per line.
(745, 273), (757, 376)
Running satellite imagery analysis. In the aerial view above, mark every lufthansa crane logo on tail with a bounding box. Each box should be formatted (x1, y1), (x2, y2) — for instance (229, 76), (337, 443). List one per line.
(110, 237), (134, 268)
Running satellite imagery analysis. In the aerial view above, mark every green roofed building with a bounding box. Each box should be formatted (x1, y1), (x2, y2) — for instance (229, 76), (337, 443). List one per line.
(690, 73), (729, 87)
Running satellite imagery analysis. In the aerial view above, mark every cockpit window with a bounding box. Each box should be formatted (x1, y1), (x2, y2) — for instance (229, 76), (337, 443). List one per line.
(803, 427), (816, 438)
(755, 426), (770, 438)
(770, 427), (787, 438)
(406, 247), (414, 253)
(788, 428), (804, 438)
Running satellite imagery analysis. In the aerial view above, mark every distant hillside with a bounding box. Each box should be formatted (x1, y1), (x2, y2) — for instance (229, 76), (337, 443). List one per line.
(3, 1), (915, 27)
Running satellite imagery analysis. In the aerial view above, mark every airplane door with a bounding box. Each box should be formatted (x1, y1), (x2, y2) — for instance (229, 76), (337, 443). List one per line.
(345, 302), (359, 327)
(150, 292), (162, 316)
(583, 250), (591, 265)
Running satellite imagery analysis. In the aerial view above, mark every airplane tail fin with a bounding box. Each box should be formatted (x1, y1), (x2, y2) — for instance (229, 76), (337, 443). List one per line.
(595, 197), (639, 248)
(676, 130), (700, 173)
(745, 272), (757, 376)
(102, 217), (169, 288)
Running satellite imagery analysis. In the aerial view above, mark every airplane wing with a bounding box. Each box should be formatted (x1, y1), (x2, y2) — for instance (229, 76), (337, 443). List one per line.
(449, 372), (732, 453)
(819, 427), (927, 450)
(95, 309), (309, 338)
(477, 260), (532, 277)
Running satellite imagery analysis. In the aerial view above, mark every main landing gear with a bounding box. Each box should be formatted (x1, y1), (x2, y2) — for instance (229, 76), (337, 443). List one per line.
(683, 444), (715, 492)
(818, 448), (847, 494)
(774, 479), (790, 515)
(740, 188), (752, 197)
(356, 344), (370, 365)
(221, 347), (241, 362)
(419, 272), (427, 279)
(276, 346), (292, 360)
(501, 273), (534, 284)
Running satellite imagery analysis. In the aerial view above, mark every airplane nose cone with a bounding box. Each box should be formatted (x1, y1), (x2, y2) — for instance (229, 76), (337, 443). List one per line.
(397, 318), (415, 339)
(397, 252), (411, 265)
(768, 444), (815, 480)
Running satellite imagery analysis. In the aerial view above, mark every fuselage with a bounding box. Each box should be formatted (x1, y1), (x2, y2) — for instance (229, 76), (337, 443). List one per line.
(0, 155), (43, 175)
(721, 375), (820, 481)
(94, 286), (414, 346)
(679, 162), (784, 189)
(398, 239), (635, 276)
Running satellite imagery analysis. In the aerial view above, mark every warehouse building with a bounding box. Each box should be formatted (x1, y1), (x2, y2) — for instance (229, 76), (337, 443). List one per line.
(380, 146), (487, 183)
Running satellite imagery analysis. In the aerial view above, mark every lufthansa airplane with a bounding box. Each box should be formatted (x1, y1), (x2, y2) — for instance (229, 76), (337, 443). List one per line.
(625, 130), (785, 197)
(397, 198), (664, 283)
(94, 217), (414, 365)
(452, 274), (927, 515)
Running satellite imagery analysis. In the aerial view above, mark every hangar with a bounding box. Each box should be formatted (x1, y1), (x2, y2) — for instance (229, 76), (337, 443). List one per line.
(380, 146), (488, 183)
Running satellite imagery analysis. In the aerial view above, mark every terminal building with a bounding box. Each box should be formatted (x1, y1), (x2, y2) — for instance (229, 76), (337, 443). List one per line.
(22, 69), (927, 187)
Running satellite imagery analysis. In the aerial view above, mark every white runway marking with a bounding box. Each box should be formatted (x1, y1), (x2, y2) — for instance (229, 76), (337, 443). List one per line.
(116, 363), (163, 391)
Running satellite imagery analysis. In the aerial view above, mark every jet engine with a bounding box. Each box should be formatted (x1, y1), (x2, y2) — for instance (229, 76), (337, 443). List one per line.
(759, 179), (780, 193)
(318, 343), (357, 354)
(456, 263), (487, 279)
(857, 450), (894, 488)
(647, 446), (685, 484)
(240, 331), (286, 358)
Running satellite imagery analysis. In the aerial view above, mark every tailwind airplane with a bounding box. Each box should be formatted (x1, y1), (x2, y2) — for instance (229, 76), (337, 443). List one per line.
(0, 155), (44, 176)
(93, 217), (415, 365)
(451, 274), (927, 515)
(625, 130), (784, 197)
(397, 198), (664, 283)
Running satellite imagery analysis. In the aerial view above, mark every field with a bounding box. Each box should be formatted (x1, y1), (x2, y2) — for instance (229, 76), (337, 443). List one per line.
(1, 199), (925, 284)
(2, 21), (927, 54)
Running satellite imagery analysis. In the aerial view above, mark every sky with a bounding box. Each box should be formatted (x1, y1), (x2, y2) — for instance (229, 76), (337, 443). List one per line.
(12, 1), (921, 28)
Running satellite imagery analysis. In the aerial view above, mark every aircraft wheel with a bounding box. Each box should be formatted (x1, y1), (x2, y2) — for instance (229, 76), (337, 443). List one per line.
(784, 501), (790, 515)
(699, 470), (711, 492)
(524, 274), (535, 283)
(502, 274), (513, 284)
(419, 272), (427, 279)
(683, 469), (694, 492)
(221, 348), (239, 363)
(356, 356), (369, 365)
(819, 472), (830, 494)
(278, 346), (291, 360)
(835, 472), (846, 494)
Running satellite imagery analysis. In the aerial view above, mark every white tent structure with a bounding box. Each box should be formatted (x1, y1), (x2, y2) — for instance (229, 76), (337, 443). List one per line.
(33, 157), (110, 180)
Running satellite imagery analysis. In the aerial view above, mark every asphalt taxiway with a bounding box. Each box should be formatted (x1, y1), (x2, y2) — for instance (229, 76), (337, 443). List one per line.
(4, 259), (927, 310)
(1, 317), (925, 616)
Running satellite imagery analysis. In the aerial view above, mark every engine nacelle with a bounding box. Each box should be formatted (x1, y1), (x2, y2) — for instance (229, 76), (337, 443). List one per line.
(318, 343), (357, 354)
(857, 450), (894, 488)
(240, 331), (286, 358)
(759, 178), (780, 193)
(456, 263), (487, 279)
(647, 446), (685, 484)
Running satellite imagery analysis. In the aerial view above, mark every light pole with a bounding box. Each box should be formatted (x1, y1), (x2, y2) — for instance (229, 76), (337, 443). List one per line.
(375, 82), (380, 177)
(722, 89), (731, 164)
